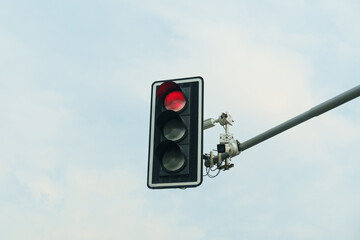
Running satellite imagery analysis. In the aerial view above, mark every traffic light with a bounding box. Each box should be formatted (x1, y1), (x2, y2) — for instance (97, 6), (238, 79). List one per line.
(147, 76), (204, 189)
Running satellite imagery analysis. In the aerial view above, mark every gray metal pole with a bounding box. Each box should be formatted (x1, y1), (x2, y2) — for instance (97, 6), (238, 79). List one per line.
(239, 84), (360, 152)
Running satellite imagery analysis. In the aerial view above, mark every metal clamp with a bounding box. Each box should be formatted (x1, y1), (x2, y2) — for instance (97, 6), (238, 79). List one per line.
(203, 112), (240, 175)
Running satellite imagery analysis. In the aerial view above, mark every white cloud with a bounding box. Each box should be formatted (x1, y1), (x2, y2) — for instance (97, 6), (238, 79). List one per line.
(0, 87), (73, 173)
(1, 1), (359, 239)
(2, 167), (205, 240)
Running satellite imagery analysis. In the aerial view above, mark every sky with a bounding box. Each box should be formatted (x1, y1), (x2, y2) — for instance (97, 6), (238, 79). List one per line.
(0, 0), (359, 239)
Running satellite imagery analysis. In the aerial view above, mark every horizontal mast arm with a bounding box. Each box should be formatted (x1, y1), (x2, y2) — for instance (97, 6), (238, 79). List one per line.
(239, 84), (360, 152)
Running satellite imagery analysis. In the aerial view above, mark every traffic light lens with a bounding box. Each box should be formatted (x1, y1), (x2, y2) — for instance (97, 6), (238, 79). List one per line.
(162, 146), (186, 172)
(163, 118), (186, 141)
(164, 91), (186, 112)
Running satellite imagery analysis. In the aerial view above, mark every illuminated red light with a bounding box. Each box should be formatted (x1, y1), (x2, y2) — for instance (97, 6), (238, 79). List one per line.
(164, 91), (186, 112)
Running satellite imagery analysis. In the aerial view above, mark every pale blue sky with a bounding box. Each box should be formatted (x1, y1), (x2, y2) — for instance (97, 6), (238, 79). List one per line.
(0, 0), (359, 239)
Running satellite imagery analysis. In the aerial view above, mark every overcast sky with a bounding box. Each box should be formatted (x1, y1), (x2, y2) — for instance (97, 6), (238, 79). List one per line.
(1, 0), (360, 239)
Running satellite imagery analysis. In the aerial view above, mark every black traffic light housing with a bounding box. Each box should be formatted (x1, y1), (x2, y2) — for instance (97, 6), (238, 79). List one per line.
(147, 77), (204, 189)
